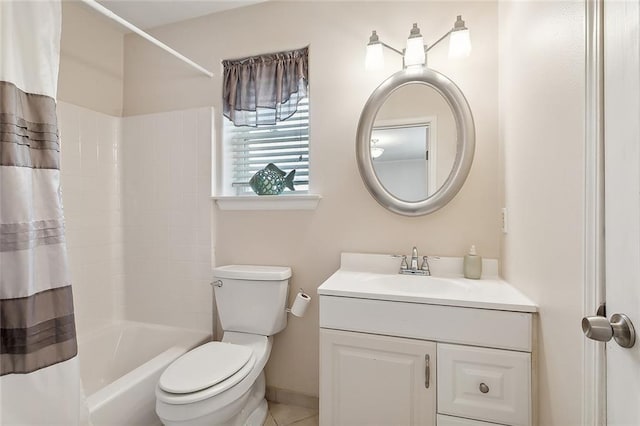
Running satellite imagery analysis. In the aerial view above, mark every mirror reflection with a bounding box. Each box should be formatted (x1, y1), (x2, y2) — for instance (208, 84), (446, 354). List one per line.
(371, 83), (456, 202)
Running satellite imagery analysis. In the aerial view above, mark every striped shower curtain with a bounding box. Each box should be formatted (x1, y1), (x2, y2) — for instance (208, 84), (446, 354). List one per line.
(0, 1), (87, 424)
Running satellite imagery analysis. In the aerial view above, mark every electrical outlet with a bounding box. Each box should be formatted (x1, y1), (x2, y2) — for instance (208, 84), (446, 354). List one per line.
(501, 207), (508, 234)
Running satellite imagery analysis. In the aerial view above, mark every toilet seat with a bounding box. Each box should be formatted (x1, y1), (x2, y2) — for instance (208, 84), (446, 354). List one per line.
(159, 342), (254, 394)
(156, 333), (269, 406)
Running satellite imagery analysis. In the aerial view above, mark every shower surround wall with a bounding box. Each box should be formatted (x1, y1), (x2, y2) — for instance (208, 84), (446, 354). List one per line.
(122, 108), (214, 331)
(58, 104), (214, 336)
(58, 102), (124, 336)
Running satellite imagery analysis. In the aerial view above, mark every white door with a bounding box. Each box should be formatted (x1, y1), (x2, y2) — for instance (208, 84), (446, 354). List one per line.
(604, 0), (640, 424)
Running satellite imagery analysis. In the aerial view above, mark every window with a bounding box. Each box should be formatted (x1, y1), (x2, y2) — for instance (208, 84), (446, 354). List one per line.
(224, 98), (309, 195)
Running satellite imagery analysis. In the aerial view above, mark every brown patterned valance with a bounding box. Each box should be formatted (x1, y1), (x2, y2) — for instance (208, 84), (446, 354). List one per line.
(222, 47), (309, 127)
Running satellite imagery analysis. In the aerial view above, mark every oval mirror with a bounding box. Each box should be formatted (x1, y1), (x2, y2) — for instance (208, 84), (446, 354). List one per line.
(356, 68), (475, 216)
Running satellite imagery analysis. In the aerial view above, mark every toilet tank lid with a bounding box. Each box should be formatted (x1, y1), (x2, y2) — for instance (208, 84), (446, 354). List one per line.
(214, 265), (291, 281)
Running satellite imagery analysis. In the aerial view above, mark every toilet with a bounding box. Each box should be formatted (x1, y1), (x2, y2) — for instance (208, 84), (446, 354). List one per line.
(155, 265), (292, 426)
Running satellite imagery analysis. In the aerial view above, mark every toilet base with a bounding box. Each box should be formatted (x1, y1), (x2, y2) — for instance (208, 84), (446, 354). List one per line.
(231, 372), (268, 426)
(243, 397), (268, 426)
(157, 372), (267, 426)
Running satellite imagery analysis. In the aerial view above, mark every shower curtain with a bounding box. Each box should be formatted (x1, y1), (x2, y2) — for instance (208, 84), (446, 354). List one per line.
(0, 1), (87, 424)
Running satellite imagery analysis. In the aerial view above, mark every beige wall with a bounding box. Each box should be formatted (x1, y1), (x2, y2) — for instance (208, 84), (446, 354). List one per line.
(499, 1), (585, 424)
(59, 1), (124, 116)
(123, 1), (501, 397)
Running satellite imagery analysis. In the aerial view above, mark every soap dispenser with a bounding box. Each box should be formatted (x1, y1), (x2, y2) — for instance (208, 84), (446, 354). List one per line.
(464, 245), (482, 279)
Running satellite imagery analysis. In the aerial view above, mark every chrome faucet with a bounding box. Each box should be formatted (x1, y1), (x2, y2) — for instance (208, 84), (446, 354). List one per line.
(399, 247), (431, 276)
(410, 247), (419, 271)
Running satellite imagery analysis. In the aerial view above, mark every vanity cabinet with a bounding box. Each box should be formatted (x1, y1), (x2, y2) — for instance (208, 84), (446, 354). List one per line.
(320, 329), (436, 426)
(320, 323), (533, 426)
(318, 253), (537, 426)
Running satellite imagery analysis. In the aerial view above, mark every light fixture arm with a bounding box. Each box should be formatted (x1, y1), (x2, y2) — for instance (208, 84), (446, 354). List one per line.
(426, 29), (453, 53)
(375, 27), (455, 59)
(379, 41), (404, 57)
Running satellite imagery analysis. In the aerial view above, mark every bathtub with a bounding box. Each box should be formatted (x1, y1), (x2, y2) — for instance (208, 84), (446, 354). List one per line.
(78, 320), (211, 426)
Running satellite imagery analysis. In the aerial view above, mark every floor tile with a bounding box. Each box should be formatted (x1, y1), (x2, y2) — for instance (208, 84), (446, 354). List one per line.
(264, 411), (278, 426)
(268, 402), (318, 426)
(290, 414), (319, 426)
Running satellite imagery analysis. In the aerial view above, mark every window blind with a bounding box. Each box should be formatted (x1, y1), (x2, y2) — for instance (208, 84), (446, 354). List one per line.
(225, 98), (309, 194)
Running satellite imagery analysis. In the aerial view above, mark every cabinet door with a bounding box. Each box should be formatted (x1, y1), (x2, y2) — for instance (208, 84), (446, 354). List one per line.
(320, 329), (436, 426)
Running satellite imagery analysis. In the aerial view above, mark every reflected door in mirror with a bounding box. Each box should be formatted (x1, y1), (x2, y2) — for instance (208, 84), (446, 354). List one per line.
(371, 83), (456, 202)
(372, 125), (429, 202)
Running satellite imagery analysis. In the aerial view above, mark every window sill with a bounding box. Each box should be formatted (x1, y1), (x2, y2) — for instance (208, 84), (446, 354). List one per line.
(212, 194), (321, 211)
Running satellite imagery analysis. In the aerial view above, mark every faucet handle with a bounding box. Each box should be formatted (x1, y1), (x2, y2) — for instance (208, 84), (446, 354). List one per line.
(421, 256), (430, 271)
(400, 255), (409, 271)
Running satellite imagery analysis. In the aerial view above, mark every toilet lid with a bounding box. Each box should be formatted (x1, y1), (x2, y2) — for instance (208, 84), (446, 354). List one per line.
(159, 342), (253, 394)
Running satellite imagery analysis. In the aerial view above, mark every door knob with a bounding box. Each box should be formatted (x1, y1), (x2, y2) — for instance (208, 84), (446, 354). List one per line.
(582, 313), (636, 348)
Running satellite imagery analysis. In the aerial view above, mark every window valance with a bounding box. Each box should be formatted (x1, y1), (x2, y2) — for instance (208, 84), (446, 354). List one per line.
(222, 47), (308, 127)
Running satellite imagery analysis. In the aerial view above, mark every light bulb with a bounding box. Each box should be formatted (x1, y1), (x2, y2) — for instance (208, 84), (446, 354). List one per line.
(449, 28), (472, 58)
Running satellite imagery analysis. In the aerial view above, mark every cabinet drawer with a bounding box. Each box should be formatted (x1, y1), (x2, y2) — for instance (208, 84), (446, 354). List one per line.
(320, 296), (533, 351)
(437, 414), (502, 426)
(437, 344), (531, 426)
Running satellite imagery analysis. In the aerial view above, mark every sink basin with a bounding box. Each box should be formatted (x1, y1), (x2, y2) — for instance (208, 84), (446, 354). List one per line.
(317, 253), (537, 312)
(342, 271), (472, 296)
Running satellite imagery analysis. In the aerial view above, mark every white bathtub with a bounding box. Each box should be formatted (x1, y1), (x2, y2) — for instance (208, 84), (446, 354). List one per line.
(78, 321), (211, 426)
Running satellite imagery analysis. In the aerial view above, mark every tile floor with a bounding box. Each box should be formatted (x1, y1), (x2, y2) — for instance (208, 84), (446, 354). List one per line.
(265, 401), (319, 426)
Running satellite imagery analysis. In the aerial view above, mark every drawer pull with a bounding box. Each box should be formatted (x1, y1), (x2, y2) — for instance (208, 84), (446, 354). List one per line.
(479, 382), (490, 394)
(425, 354), (430, 388)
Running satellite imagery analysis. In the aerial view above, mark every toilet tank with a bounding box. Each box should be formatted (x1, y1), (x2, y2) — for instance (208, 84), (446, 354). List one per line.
(213, 265), (291, 336)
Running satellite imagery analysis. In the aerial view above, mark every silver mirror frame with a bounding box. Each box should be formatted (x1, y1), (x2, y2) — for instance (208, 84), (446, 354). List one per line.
(356, 68), (475, 216)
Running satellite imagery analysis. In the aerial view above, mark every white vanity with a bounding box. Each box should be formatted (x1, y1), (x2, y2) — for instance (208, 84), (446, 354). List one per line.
(318, 253), (537, 426)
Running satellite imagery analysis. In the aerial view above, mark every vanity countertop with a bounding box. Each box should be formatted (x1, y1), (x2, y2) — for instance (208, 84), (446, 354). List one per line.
(317, 253), (537, 313)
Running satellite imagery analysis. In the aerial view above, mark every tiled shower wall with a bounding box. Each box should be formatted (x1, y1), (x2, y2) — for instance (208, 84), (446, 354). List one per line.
(122, 108), (214, 331)
(58, 102), (124, 336)
(58, 103), (213, 335)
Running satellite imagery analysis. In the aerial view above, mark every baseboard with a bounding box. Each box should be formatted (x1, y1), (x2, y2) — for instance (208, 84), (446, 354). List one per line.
(265, 386), (319, 410)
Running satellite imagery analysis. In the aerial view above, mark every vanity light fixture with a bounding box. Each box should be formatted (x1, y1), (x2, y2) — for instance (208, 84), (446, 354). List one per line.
(365, 15), (471, 70)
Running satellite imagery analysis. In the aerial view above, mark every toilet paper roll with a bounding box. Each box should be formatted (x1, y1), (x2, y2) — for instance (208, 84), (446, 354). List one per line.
(290, 291), (311, 318)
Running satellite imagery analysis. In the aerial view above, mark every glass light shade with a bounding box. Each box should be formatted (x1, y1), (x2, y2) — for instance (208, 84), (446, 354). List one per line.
(404, 36), (425, 67)
(365, 43), (384, 71)
(448, 29), (472, 58)
(371, 146), (384, 159)
(371, 139), (384, 158)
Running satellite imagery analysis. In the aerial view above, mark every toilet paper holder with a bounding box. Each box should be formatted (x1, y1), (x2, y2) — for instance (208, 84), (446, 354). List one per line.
(286, 288), (311, 318)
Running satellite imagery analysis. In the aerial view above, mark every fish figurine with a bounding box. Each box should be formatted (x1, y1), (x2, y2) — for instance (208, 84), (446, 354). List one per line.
(249, 163), (296, 195)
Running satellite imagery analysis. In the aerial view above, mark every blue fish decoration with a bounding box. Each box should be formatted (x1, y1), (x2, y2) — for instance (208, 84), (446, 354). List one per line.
(249, 163), (296, 195)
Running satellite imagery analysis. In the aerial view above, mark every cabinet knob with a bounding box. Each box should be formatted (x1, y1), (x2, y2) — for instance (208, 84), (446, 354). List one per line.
(479, 382), (489, 394)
